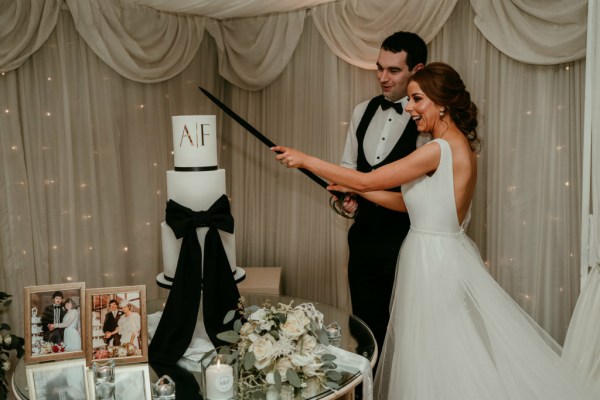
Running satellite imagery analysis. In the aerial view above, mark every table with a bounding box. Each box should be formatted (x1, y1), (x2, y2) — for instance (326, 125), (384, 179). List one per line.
(12, 293), (377, 399)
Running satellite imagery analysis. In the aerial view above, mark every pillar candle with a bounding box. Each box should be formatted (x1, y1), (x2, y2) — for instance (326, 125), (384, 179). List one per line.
(205, 359), (234, 399)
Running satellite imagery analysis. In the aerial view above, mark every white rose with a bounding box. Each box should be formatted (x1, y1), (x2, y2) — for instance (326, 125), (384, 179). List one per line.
(249, 308), (267, 322)
(290, 353), (312, 367)
(249, 335), (277, 370)
(291, 309), (311, 327)
(3, 335), (11, 346)
(248, 333), (261, 343)
(2, 360), (10, 371)
(296, 334), (318, 355)
(280, 315), (306, 339)
(239, 322), (255, 337)
(249, 309), (276, 331)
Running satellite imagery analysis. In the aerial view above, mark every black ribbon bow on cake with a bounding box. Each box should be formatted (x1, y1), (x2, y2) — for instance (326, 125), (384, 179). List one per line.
(149, 194), (241, 364)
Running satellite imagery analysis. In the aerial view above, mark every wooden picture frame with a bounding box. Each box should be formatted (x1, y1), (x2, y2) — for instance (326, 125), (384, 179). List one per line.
(25, 358), (89, 399)
(86, 363), (152, 399)
(23, 282), (86, 364)
(85, 285), (148, 365)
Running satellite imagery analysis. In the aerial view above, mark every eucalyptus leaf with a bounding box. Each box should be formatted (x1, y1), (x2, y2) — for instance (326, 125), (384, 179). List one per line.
(310, 321), (319, 332)
(233, 319), (243, 332)
(325, 370), (342, 381)
(244, 351), (256, 370)
(216, 331), (239, 343)
(275, 313), (287, 324)
(269, 330), (280, 340)
(324, 381), (341, 390)
(322, 361), (337, 370)
(286, 370), (302, 388)
(3, 300), (11, 307)
(223, 309), (237, 324)
(321, 353), (337, 362)
(318, 330), (330, 345)
(274, 369), (282, 390)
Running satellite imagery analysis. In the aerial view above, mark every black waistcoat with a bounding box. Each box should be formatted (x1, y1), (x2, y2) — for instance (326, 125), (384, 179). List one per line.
(354, 95), (418, 230)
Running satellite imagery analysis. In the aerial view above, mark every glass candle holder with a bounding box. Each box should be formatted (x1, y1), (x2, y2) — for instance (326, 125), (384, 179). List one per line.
(92, 359), (115, 399)
(152, 375), (176, 400)
(199, 348), (238, 400)
(325, 321), (342, 347)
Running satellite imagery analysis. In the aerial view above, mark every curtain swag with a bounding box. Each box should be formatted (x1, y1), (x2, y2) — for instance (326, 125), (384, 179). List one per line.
(0, 0), (588, 88)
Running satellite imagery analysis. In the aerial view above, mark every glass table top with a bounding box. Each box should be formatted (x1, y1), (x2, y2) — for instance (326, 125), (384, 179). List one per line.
(13, 293), (377, 399)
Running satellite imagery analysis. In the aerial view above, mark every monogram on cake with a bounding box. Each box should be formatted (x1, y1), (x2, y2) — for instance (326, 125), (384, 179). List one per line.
(157, 115), (245, 287)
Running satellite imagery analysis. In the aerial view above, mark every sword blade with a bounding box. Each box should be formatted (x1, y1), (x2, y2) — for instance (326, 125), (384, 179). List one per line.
(199, 86), (344, 198)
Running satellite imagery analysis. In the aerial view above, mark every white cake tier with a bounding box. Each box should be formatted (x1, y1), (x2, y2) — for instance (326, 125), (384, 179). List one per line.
(166, 169), (226, 211)
(172, 115), (217, 169)
(160, 168), (238, 284)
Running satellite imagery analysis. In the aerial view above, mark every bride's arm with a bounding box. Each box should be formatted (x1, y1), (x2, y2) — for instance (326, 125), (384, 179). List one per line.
(54, 310), (78, 328)
(272, 142), (439, 192)
(328, 184), (407, 212)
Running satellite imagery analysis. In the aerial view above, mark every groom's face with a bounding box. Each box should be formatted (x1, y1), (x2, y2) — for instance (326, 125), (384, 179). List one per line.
(53, 296), (62, 305)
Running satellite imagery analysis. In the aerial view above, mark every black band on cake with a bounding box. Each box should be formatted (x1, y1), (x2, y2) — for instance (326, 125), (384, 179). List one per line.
(174, 166), (218, 171)
(164, 274), (174, 282)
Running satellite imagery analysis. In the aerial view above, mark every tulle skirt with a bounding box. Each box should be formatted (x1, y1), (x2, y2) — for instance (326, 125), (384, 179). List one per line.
(562, 267), (600, 390)
(374, 229), (597, 399)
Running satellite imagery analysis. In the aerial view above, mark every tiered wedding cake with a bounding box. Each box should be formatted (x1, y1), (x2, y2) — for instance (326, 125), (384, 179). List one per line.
(157, 115), (244, 287)
(91, 312), (105, 348)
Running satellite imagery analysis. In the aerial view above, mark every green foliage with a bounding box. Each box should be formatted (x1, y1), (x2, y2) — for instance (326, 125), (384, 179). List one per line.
(0, 292), (25, 400)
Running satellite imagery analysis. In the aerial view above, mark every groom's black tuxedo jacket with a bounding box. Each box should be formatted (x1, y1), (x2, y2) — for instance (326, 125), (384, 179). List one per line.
(103, 310), (124, 333)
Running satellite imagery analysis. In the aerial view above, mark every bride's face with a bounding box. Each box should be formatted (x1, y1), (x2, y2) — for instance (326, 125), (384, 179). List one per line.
(406, 81), (443, 134)
(65, 302), (72, 310)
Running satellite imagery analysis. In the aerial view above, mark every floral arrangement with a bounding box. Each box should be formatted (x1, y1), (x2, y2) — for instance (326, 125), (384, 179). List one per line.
(217, 298), (342, 392)
(0, 292), (25, 400)
(93, 343), (139, 359)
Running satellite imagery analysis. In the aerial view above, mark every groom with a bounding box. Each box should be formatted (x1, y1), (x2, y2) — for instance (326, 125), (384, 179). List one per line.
(103, 299), (123, 346)
(41, 291), (66, 344)
(339, 31), (427, 358)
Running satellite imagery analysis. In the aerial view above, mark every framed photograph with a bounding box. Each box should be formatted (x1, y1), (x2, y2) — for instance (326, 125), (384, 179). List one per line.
(25, 358), (89, 399)
(85, 285), (148, 365)
(24, 282), (86, 363)
(86, 363), (152, 399)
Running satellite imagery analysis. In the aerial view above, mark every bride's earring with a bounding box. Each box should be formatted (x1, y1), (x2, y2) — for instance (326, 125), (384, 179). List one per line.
(439, 108), (446, 117)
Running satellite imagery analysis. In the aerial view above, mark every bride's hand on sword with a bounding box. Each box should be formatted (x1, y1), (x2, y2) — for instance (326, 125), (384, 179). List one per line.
(271, 146), (310, 168)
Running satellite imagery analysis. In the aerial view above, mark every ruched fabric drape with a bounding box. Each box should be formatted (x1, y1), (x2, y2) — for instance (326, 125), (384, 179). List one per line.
(562, 0), (600, 388)
(0, 0), (592, 355)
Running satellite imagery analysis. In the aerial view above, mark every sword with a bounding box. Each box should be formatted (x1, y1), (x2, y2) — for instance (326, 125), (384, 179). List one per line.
(199, 87), (354, 218)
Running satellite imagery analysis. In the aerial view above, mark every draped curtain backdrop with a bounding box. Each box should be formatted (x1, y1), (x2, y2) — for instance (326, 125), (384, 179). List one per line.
(0, 0), (594, 350)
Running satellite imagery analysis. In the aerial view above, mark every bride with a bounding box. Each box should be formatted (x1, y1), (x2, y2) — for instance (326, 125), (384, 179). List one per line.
(272, 62), (597, 399)
(50, 298), (81, 352)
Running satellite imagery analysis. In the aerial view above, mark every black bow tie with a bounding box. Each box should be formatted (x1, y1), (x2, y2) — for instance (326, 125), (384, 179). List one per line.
(380, 99), (403, 114)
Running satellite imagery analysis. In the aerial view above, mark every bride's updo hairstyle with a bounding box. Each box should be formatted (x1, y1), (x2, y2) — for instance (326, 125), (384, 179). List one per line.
(409, 62), (480, 150)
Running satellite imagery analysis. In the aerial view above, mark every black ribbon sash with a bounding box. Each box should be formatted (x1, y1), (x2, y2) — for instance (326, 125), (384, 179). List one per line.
(149, 195), (240, 364)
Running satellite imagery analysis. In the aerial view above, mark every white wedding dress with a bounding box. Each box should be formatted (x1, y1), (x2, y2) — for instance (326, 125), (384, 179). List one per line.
(54, 308), (81, 352)
(374, 139), (597, 399)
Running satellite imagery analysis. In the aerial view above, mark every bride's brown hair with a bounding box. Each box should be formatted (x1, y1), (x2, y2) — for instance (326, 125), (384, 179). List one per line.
(409, 62), (480, 150)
